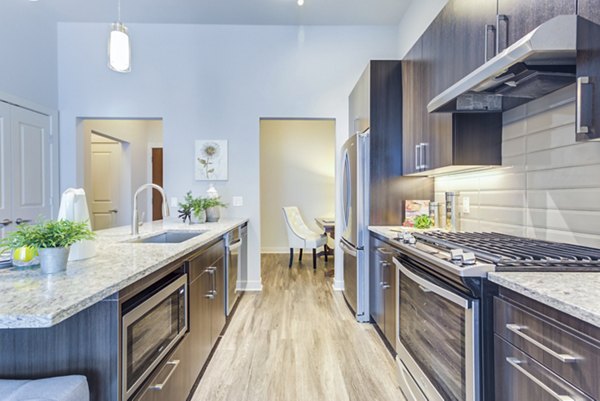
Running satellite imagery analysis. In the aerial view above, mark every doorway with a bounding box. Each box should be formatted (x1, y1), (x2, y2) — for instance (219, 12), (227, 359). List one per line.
(82, 119), (163, 231)
(259, 119), (336, 253)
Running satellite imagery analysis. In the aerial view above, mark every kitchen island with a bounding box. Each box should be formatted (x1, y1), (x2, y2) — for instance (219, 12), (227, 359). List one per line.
(0, 218), (248, 401)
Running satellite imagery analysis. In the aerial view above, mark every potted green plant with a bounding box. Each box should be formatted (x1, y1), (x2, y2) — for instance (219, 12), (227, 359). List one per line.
(204, 197), (227, 222)
(0, 220), (95, 274)
(178, 192), (207, 224)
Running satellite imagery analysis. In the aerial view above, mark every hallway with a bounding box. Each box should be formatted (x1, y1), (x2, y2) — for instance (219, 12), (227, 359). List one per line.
(192, 254), (405, 401)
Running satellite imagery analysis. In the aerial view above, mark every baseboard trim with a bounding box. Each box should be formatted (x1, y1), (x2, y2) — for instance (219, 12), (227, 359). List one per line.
(332, 279), (344, 291)
(261, 247), (289, 254)
(239, 280), (263, 291)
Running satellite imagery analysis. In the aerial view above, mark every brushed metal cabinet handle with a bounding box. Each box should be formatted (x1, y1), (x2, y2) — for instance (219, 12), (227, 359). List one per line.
(415, 144), (421, 172)
(484, 24), (496, 61)
(506, 357), (574, 401)
(0, 219), (12, 226)
(148, 360), (180, 391)
(377, 247), (395, 256)
(577, 76), (591, 135)
(506, 324), (578, 363)
(496, 14), (509, 54)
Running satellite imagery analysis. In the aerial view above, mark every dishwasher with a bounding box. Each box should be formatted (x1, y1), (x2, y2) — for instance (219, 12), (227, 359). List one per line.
(225, 223), (246, 316)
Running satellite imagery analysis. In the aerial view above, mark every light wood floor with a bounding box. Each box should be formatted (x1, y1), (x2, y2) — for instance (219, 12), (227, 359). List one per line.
(192, 254), (405, 401)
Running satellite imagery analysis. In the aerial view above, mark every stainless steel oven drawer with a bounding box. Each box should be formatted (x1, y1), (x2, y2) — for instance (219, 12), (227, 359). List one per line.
(494, 335), (592, 401)
(495, 296), (600, 399)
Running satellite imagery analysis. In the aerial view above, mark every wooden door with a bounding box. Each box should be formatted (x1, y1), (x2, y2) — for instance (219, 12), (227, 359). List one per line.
(10, 106), (52, 226)
(89, 136), (121, 230)
(369, 236), (385, 329)
(402, 39), (423, 175)
(497, 0), (577, 52)
(448, 0), (498, 81)
(579, 0), (600, 25)
(0, 102), (11, 236)
(151, 147), (163, 221)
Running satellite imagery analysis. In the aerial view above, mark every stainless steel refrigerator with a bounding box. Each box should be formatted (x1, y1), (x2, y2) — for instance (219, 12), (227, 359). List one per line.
(340, 129), (370, 322)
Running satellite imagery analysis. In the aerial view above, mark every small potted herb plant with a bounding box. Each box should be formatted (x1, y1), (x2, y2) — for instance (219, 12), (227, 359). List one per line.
(0, 220), (95, 274)
(204, 197), (227, 222)
(178, 192), (207, 224)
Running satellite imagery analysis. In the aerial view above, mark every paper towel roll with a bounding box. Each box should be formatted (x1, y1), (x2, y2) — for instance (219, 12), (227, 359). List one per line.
(58, 188), (97, 261)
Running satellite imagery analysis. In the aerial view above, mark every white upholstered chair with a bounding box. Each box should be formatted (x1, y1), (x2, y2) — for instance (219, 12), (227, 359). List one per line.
(282, 206), (327, 269)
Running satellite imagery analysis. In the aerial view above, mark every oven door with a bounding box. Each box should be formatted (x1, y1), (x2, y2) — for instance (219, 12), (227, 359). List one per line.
(394, 256), (479, 401)
(122, 274), (188, 400)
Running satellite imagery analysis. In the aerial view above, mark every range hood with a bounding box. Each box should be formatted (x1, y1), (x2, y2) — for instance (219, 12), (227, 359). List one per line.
(428, 15), (580, 113)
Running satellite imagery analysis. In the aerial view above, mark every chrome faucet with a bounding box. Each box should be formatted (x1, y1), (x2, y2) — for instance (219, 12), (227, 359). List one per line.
(132, 183), (170, 235)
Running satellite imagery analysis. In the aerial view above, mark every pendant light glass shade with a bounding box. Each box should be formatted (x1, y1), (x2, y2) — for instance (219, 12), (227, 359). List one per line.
(108, 22), (131, 73)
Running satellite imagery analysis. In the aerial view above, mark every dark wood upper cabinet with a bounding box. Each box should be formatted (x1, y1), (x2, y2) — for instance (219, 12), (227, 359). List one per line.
(496, 0), (577, 52)
(576, 16), (600, 141)
(579, 0), (600, 25)
(401, 40), (425, 175)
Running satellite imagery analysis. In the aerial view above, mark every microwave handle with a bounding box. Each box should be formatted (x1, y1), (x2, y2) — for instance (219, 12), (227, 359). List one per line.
(396, 260), (470, 309)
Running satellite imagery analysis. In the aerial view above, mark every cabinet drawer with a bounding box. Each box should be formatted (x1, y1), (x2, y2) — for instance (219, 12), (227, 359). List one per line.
(134, 337), (191, 401)
(494, 296), (600, 398)
(495, 335), (592, 401)
(188, 239), (224, 282)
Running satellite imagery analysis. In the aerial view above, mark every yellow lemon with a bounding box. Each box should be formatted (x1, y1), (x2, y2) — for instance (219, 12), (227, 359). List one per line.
(12, 246), (37, 262)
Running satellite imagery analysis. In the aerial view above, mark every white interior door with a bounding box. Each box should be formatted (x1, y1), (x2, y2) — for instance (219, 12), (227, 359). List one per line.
(0, 102), (12, 237)
(10, 106), (52, 227)
(90, 136), (122, 230)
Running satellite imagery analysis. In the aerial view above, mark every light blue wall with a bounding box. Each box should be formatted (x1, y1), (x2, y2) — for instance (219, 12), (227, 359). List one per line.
(57, 23), (398, 289)
(0, 1), (58, 108)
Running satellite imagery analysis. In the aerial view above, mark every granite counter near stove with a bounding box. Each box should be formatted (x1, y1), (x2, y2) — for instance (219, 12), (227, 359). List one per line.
(489, 272), (600, 329)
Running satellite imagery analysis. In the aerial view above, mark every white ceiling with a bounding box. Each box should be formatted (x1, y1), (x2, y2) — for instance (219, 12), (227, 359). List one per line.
(29, 0), (413, 25)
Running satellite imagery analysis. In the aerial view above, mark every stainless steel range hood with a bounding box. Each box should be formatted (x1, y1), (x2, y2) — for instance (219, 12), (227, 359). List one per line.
(428, 15), (579, 113)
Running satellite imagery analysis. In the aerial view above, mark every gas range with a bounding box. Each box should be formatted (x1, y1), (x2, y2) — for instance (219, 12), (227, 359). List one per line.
(391, 230), (600, 277)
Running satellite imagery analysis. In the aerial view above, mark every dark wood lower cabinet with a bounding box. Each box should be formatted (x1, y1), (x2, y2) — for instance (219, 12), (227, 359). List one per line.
(494, 289), (600, 401)
(369, 234), (397, 351)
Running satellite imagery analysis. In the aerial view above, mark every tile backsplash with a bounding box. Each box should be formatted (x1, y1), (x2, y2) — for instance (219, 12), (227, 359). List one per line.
(434, 85), (600, 247)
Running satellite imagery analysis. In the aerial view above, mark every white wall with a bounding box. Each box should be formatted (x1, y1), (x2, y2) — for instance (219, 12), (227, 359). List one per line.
(396, 0), (447, 58)
(83, 119), (163, 228)
(260, 119), (336, 252)
(57, 23), (399, 291)
(435, 85), (600, 247)
(0, 1), (58, 108)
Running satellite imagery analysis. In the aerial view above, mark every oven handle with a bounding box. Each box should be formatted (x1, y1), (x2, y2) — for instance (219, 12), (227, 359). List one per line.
(396, 261), (470, 309)
(148, 360), (180, 391)
(506, 357), (574, 401)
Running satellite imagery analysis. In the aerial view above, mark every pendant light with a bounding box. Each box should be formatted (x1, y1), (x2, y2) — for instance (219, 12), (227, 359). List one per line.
(108, 0), (131, 73)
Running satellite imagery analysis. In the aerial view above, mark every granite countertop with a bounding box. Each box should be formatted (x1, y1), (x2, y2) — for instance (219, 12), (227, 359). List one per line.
(488, 272), (600, 329)
(0, 218), (247, 329)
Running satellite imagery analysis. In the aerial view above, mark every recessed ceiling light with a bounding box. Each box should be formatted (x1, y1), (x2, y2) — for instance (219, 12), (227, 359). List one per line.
(297, 0), (304, 6)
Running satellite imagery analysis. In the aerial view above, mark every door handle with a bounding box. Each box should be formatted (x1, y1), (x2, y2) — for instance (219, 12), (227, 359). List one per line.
(506, 358), (574, 401)
(148, 360), (180, 391)
(15, 218), (31, 225)
(496, 14), (509, 54)
(0, 219), (12, 227)
(108, 209), (118, 213)
(484, 24), (496, 62)
(505, 324), (578, 363)
(577, 76), (591, 135)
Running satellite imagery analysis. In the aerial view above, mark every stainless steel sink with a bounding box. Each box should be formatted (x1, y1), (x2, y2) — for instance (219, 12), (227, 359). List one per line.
(128, 230), (208, 244)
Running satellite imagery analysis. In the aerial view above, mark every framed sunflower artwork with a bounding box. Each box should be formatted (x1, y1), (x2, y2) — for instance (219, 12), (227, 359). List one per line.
(195, 140), (228, 180)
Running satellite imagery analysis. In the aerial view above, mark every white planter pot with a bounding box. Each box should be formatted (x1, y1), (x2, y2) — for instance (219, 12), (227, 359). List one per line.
(206, 207), (220, 222)
(190, 210), (207, 224)
(39, 247), (71, 274)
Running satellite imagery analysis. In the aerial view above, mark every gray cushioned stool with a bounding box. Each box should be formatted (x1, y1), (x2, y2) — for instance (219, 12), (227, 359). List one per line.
(0, 375), (89, 401)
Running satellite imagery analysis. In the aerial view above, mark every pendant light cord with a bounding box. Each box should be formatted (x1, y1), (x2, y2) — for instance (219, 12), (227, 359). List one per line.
(117, 0), (121, 23)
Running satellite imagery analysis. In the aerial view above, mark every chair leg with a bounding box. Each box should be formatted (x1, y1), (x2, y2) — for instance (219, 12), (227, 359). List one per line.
(313, 248), (317, 270)
(289, 248), (293, 268)
(299, 248), (303, 262)
(324, 245), (328, 262)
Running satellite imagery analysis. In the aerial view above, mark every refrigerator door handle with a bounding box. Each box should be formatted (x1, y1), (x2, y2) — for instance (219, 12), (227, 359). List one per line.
(340, 239), (357, 257)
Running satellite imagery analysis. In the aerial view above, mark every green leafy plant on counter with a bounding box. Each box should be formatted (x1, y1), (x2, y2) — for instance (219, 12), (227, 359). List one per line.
(0, 219), (95, 251)
(178, 191), (206, 222)
(413, 214), (434, 229)
(203, 197), (227, 209)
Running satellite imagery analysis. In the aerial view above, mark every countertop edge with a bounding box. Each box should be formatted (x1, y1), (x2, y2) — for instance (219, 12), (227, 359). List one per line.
(0, 218), (248, 329)
(488, 272), (600, 329)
